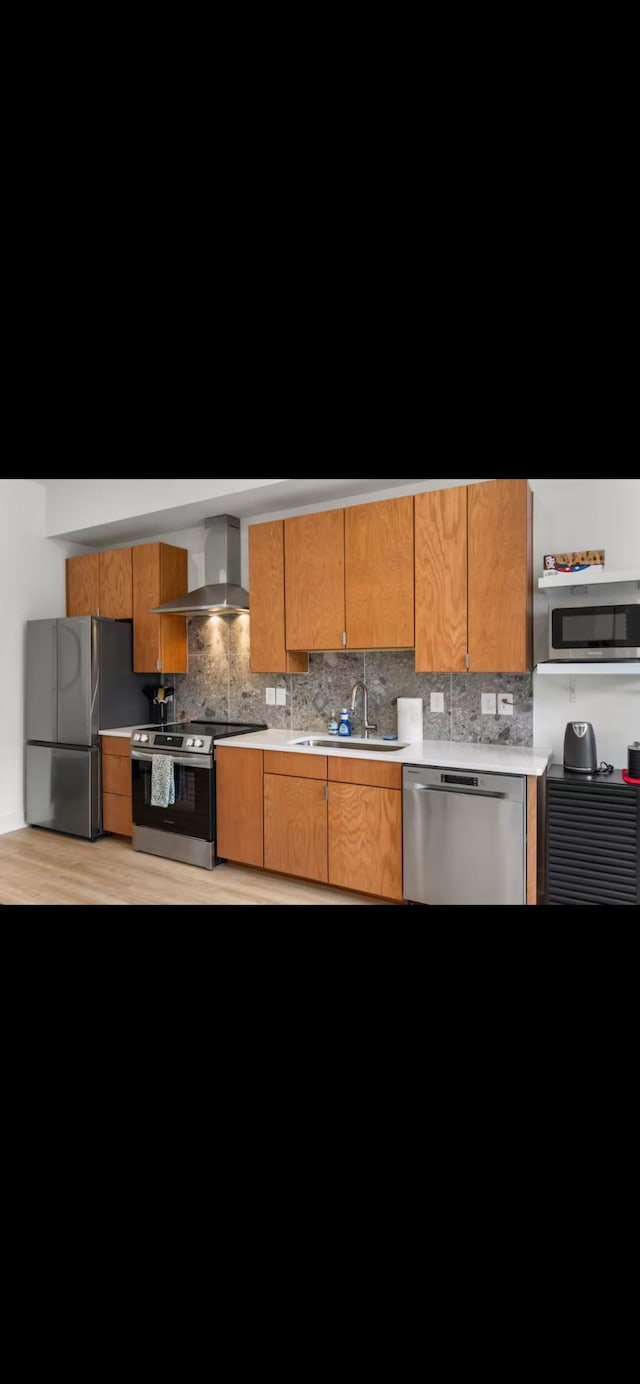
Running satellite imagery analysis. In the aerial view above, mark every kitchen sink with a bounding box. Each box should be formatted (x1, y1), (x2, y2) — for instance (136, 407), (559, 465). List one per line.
(291, 738), (409, 752)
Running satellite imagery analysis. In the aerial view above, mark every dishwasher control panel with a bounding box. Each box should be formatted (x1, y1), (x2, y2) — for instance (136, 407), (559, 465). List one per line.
(441, 773), (478, 787)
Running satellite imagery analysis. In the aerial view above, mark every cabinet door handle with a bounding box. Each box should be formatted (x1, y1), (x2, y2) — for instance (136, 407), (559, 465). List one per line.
(342, 631), (347, 646)
(157, 659), (162, 671)
(324, 784), (329, 800)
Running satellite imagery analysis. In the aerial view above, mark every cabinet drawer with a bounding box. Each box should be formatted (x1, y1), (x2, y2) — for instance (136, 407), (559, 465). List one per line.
(263, 751), (327, 780)
(102, 754), (132, 796)
(328, 758), (402, 791)
(103, 792), (132, 837)
(101, 736), (132, 758)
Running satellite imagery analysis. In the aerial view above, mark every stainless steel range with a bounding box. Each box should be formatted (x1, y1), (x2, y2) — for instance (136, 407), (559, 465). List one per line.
(131, 720), (266, 870)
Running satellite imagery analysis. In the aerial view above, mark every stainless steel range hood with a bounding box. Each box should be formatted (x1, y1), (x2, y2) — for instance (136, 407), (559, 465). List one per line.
(150, 515), (249, 615)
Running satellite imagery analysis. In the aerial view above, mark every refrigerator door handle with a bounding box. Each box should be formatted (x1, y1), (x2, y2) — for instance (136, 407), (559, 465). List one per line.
(57, 618), (93, 747)
(57, 622), (82, 690)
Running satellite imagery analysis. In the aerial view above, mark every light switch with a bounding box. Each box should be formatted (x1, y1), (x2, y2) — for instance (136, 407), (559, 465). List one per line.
(430, 692), (444, 713)
(276, 687), (287, 706)
(481, 692), (497, 715)
(266, 687), (276, 706)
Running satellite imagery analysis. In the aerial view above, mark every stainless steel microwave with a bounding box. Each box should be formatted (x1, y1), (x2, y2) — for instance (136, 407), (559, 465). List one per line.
(549, 601), (640, 660)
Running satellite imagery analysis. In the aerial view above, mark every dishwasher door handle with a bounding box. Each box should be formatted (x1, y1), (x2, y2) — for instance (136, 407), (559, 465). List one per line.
(405, 783), (508, 801)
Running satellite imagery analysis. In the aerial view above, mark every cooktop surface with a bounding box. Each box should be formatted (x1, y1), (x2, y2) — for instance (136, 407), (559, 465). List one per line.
(156, 720), (267, 738)
(191, 720), (267, 737)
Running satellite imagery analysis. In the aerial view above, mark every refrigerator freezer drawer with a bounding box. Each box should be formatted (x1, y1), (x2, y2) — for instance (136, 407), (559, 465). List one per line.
(26, 744), (100, 840)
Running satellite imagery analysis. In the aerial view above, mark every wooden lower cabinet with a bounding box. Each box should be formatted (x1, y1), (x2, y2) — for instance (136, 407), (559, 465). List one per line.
(216, 747), (264, 867)
(103, 792), (132, 836)
(264, 774), (328, 882)
(101, 737), (133, 837)
(328, 782), (403, 900)
(217, 746), (404, 900)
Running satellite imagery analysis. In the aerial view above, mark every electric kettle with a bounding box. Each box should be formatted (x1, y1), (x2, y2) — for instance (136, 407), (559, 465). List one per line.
(563, 721), (598, 773)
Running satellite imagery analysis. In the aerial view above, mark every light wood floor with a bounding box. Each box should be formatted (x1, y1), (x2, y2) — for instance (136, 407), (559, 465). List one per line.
(0, 828), (389, 905)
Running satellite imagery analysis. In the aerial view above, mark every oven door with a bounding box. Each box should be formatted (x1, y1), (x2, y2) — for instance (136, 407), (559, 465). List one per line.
(131, 750), (213, 840)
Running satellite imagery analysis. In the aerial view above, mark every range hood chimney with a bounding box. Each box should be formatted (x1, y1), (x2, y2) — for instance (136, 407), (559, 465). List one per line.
(150, 515), (250, 615)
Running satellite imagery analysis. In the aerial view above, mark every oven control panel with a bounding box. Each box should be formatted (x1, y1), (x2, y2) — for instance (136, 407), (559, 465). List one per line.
(131, 729), (213, 753)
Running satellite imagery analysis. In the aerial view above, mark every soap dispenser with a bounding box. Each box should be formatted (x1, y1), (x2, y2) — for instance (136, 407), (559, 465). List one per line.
(338, 708), (352, 737)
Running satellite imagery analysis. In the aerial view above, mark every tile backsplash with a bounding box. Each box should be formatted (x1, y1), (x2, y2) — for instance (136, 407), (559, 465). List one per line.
(173, 614), (533, 745)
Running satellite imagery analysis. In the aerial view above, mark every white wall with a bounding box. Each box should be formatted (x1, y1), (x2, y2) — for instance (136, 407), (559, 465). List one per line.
(103, 526), (207, 591)
(533, 479), (640, 767)
(0, 481), (87, 834)
(41, 478), (423, 543)
(43, 479), (288, 537)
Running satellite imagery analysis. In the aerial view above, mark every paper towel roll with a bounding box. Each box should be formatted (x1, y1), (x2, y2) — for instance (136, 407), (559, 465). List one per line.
(397, 697), (423, 742)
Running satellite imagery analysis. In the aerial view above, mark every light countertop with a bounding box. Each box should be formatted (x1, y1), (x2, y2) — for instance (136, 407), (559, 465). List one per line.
(99, 725), (155, 739)
(213, 729), (552, 777)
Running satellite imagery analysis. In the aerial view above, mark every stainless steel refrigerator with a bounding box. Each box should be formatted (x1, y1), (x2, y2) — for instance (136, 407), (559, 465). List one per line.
(25, 617), (149, 840)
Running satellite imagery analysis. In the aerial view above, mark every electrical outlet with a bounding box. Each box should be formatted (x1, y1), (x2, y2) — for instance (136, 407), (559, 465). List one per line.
(266, 687), (276, 706)
(276, 687), (287, 706)
(481, 692), (497, 715)
(430, 692), (444, 713)
(498, 693), (514, 716)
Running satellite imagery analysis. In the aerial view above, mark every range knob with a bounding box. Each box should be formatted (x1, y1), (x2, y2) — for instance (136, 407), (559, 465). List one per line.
(185, 738), (195, 748)
(140, 733), (150, 743)
(133, 733), (140, 741)
(194, 738), (204, 748)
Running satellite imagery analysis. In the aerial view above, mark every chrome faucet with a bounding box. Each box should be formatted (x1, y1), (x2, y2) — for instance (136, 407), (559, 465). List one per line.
(350, 681), (377, 739)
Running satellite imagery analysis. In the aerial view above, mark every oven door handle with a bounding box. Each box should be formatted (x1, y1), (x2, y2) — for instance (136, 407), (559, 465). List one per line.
(131, 751), (212, 769)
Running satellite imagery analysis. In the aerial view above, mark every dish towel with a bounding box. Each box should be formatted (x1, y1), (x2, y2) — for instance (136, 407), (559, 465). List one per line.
(151, 755), (175, 808)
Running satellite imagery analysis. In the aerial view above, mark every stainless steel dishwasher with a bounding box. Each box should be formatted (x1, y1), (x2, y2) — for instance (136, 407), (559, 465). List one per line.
(403, 765), (526, 905)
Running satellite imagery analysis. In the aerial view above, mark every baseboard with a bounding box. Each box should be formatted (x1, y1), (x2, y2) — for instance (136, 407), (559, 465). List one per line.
(0, 813), (26, 836)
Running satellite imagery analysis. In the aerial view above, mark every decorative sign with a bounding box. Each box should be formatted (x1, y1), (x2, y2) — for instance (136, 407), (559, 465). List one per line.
(543, 549), (605, 575)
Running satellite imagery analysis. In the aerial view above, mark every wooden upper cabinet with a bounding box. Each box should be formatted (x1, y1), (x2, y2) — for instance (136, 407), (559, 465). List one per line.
(99, 547), (132, 618)
(132, 542), (188, 673)
(248, 521), (308, 673)
(217, 746), (264, 867)
(66, 553), (100, 616)
(345, 496), (414, 649)
(468, 479), (532, 673)
(67, 548), (132, 618)
(284, 510), (345, 651)
(283, 499), (413, 653)
(415, 486), (468, 672)
(414, 479), (532, 674)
